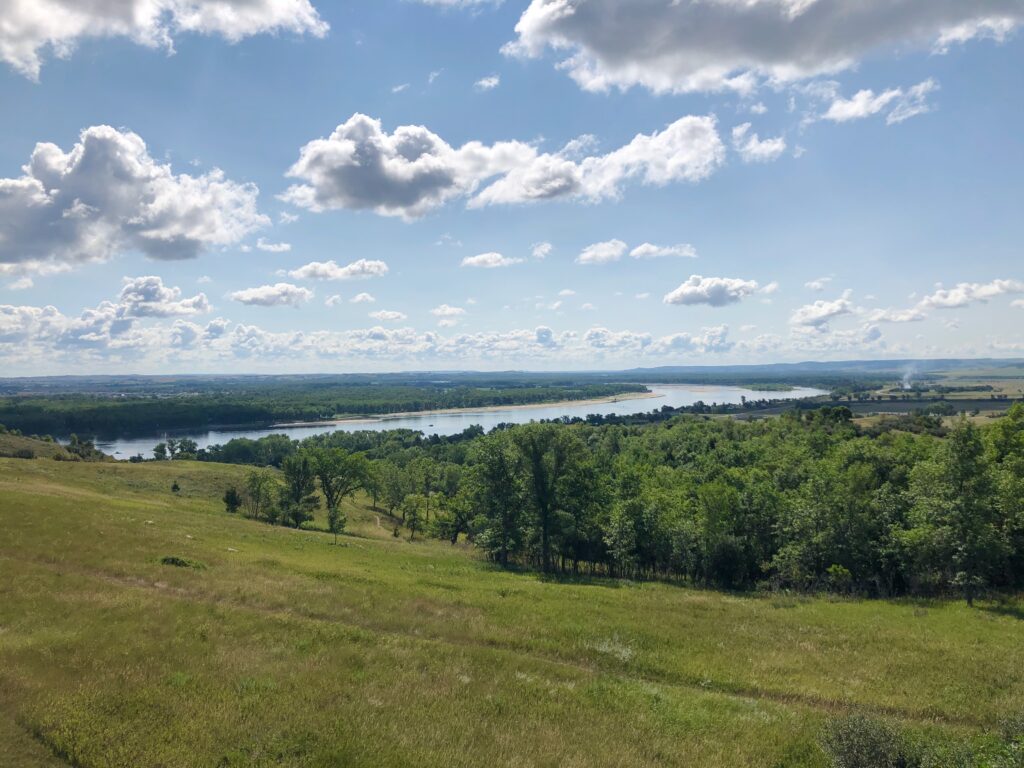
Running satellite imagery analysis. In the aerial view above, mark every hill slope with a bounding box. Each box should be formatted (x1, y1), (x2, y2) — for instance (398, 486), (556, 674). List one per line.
(1, 458), (1021, 767)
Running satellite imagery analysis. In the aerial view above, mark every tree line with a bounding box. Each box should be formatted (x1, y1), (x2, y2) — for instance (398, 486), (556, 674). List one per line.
(216, 404), (1024, 603)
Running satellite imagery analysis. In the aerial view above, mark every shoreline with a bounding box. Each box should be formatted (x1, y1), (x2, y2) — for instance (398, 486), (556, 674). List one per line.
(272, 391), (663, 429)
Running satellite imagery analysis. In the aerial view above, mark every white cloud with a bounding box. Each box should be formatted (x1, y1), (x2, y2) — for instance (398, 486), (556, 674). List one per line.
(0, 125), (267, 274)
(732, 123), (787, 163)
(749, 102), (768, 115)
(805, 277), (832, 292)
(558, 288), (576, 297)
(288, 259), (389, 281)
(461, 252), (524, 268)
(581, 302), (596, 311)
(475, 74), (501, 91)
(918, 279), (1024, 309)
(532, 241), (553, 259)
(577, 239), (627, 265)
(663, 275), (761, 307)
(392, 83), (410, 93)
(431, 304), (466, 317)
(279, 212), (299, 224)
(504, 1), (1021, 95)
(325, 294), (343, 307)
(282, 113), (725, 219)
(635, 292), (650, 300)
(822, 79), (939, 124)
(351, 292), (376, 304)
(652, 325), (733, 355)
(868, 307), (927, 323)
(8, 277), (33, 291)
(255, 237), (292, 253)
(789, 290), (854, 329)
(1013, 299), (1024, 309)
(118, 276), (210, 317)
(630, 242), (697, 259)
(1, 0), (328, 79)
(369, 310), (408, 322)
(230, 282), (313, 307)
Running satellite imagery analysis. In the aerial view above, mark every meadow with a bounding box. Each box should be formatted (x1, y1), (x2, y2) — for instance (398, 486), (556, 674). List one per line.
(1, 456), (1022, 767)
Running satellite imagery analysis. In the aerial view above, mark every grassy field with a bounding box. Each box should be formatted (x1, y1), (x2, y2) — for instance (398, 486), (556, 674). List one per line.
(1, 457), (1022, 767)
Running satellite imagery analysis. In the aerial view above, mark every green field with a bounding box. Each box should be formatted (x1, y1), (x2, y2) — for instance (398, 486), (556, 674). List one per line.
(1, 457), (1022, 767)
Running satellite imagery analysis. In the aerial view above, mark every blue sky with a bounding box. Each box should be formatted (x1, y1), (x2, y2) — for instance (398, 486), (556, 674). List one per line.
(1, 0), (1022, 374)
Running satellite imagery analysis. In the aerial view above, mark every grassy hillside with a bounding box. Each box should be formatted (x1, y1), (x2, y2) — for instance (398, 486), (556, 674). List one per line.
(0, 433), (73, 460)
(1, 458), (1022, 767)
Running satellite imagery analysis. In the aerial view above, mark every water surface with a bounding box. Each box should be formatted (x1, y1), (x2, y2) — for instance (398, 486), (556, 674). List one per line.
(96, 384), (825, 459)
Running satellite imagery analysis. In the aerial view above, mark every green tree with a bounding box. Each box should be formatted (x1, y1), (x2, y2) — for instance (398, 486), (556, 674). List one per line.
(466, 432), (524, 566)
(311, 448), (368, 541)
(223, 487), (242, 514)
(403, 493), (427, 540)
(244, 468), (277, 523)
(911, 420), (1004, 605)
(153, 442), (168, 461)
(280, 453), (319, 529)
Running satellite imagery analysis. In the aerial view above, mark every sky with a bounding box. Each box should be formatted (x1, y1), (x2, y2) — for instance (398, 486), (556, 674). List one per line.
(0, 0), (1023, 375)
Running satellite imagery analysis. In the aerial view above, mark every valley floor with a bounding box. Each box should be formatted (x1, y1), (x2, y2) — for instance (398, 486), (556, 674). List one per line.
(1, 458), (1021, 767)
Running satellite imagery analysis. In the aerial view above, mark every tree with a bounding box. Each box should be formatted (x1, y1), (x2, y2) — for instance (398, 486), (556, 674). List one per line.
(403, 493), (427, 540)
(466, 433), (524, 566)
(166, 439), (179, 460)
(911, 420), (1003, 605)
(280, 454), (319, 528)
(153, 442), (169, 461)
(223, 487), (242, 514)
(311, 448), (368, 541)
(244, 469), (277, 523)
(175, 438), (199, 460)
(513, 424), (594, 573)
(380, 461), (408, 517)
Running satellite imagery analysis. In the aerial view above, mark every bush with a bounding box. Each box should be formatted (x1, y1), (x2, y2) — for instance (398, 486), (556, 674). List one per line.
(819, 715), (920, 768)
(12, 448), (35, 460)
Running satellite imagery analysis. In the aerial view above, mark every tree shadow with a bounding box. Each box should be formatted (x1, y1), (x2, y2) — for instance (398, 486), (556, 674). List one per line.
(981, 600), (1024, 621)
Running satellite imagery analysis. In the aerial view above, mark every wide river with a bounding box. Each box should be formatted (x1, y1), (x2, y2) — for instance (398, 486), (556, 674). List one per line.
(97, 385), (825, 460)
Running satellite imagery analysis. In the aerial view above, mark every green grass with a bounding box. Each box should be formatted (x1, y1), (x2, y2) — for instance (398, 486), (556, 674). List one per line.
(1, 459), (1022, 767)
(0, 433), (72, 460)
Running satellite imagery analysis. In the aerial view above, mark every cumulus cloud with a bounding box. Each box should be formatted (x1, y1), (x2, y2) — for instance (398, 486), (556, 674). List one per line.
(731, 123), (787, 163)
(577, 239), (627, 265)
(805, 276), (832, 292)
(0, 125), (267, 274)
(475, 74), (501, 90)
(663, 275), (762, 307)
(918, 279), (1024, 309)
(288, 259), (389, 281)
(8, 277), (33, 291)
(230, 282), (313, 307)
(431, 303), (466, 327)
(1, 0), (328, 79)
(351, 292), (376, 304)
(255, 237), (292, 253)
(282, 113), (725, 219)
(630, 242), (697, 259)
(652, 325), (733, 355)
(118, 276), (210, 317)
(503, 1), (1022, 95)
(789, 290), (855, 329)
(369, 310), (408, 322)
(461, 252), (524, 268)
(532, 241), (553, 259)
(823, 79), (939, 124)
(868, 307), (927, 323)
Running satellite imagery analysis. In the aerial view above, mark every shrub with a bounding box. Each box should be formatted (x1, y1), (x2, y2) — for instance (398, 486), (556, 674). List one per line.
(819, 715), (920, 768)
(12, 448), (35, 460)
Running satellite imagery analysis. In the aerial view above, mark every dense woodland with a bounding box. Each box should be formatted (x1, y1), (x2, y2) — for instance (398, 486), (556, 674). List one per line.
(0, 383), (647, 437)
(200, 404), (1024, 603)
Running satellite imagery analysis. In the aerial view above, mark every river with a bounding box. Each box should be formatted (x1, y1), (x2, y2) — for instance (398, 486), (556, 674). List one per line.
(96, 384), (826, 459)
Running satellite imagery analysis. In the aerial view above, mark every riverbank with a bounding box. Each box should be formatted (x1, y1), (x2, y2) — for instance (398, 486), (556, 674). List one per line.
(273, 390), (663, 428)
